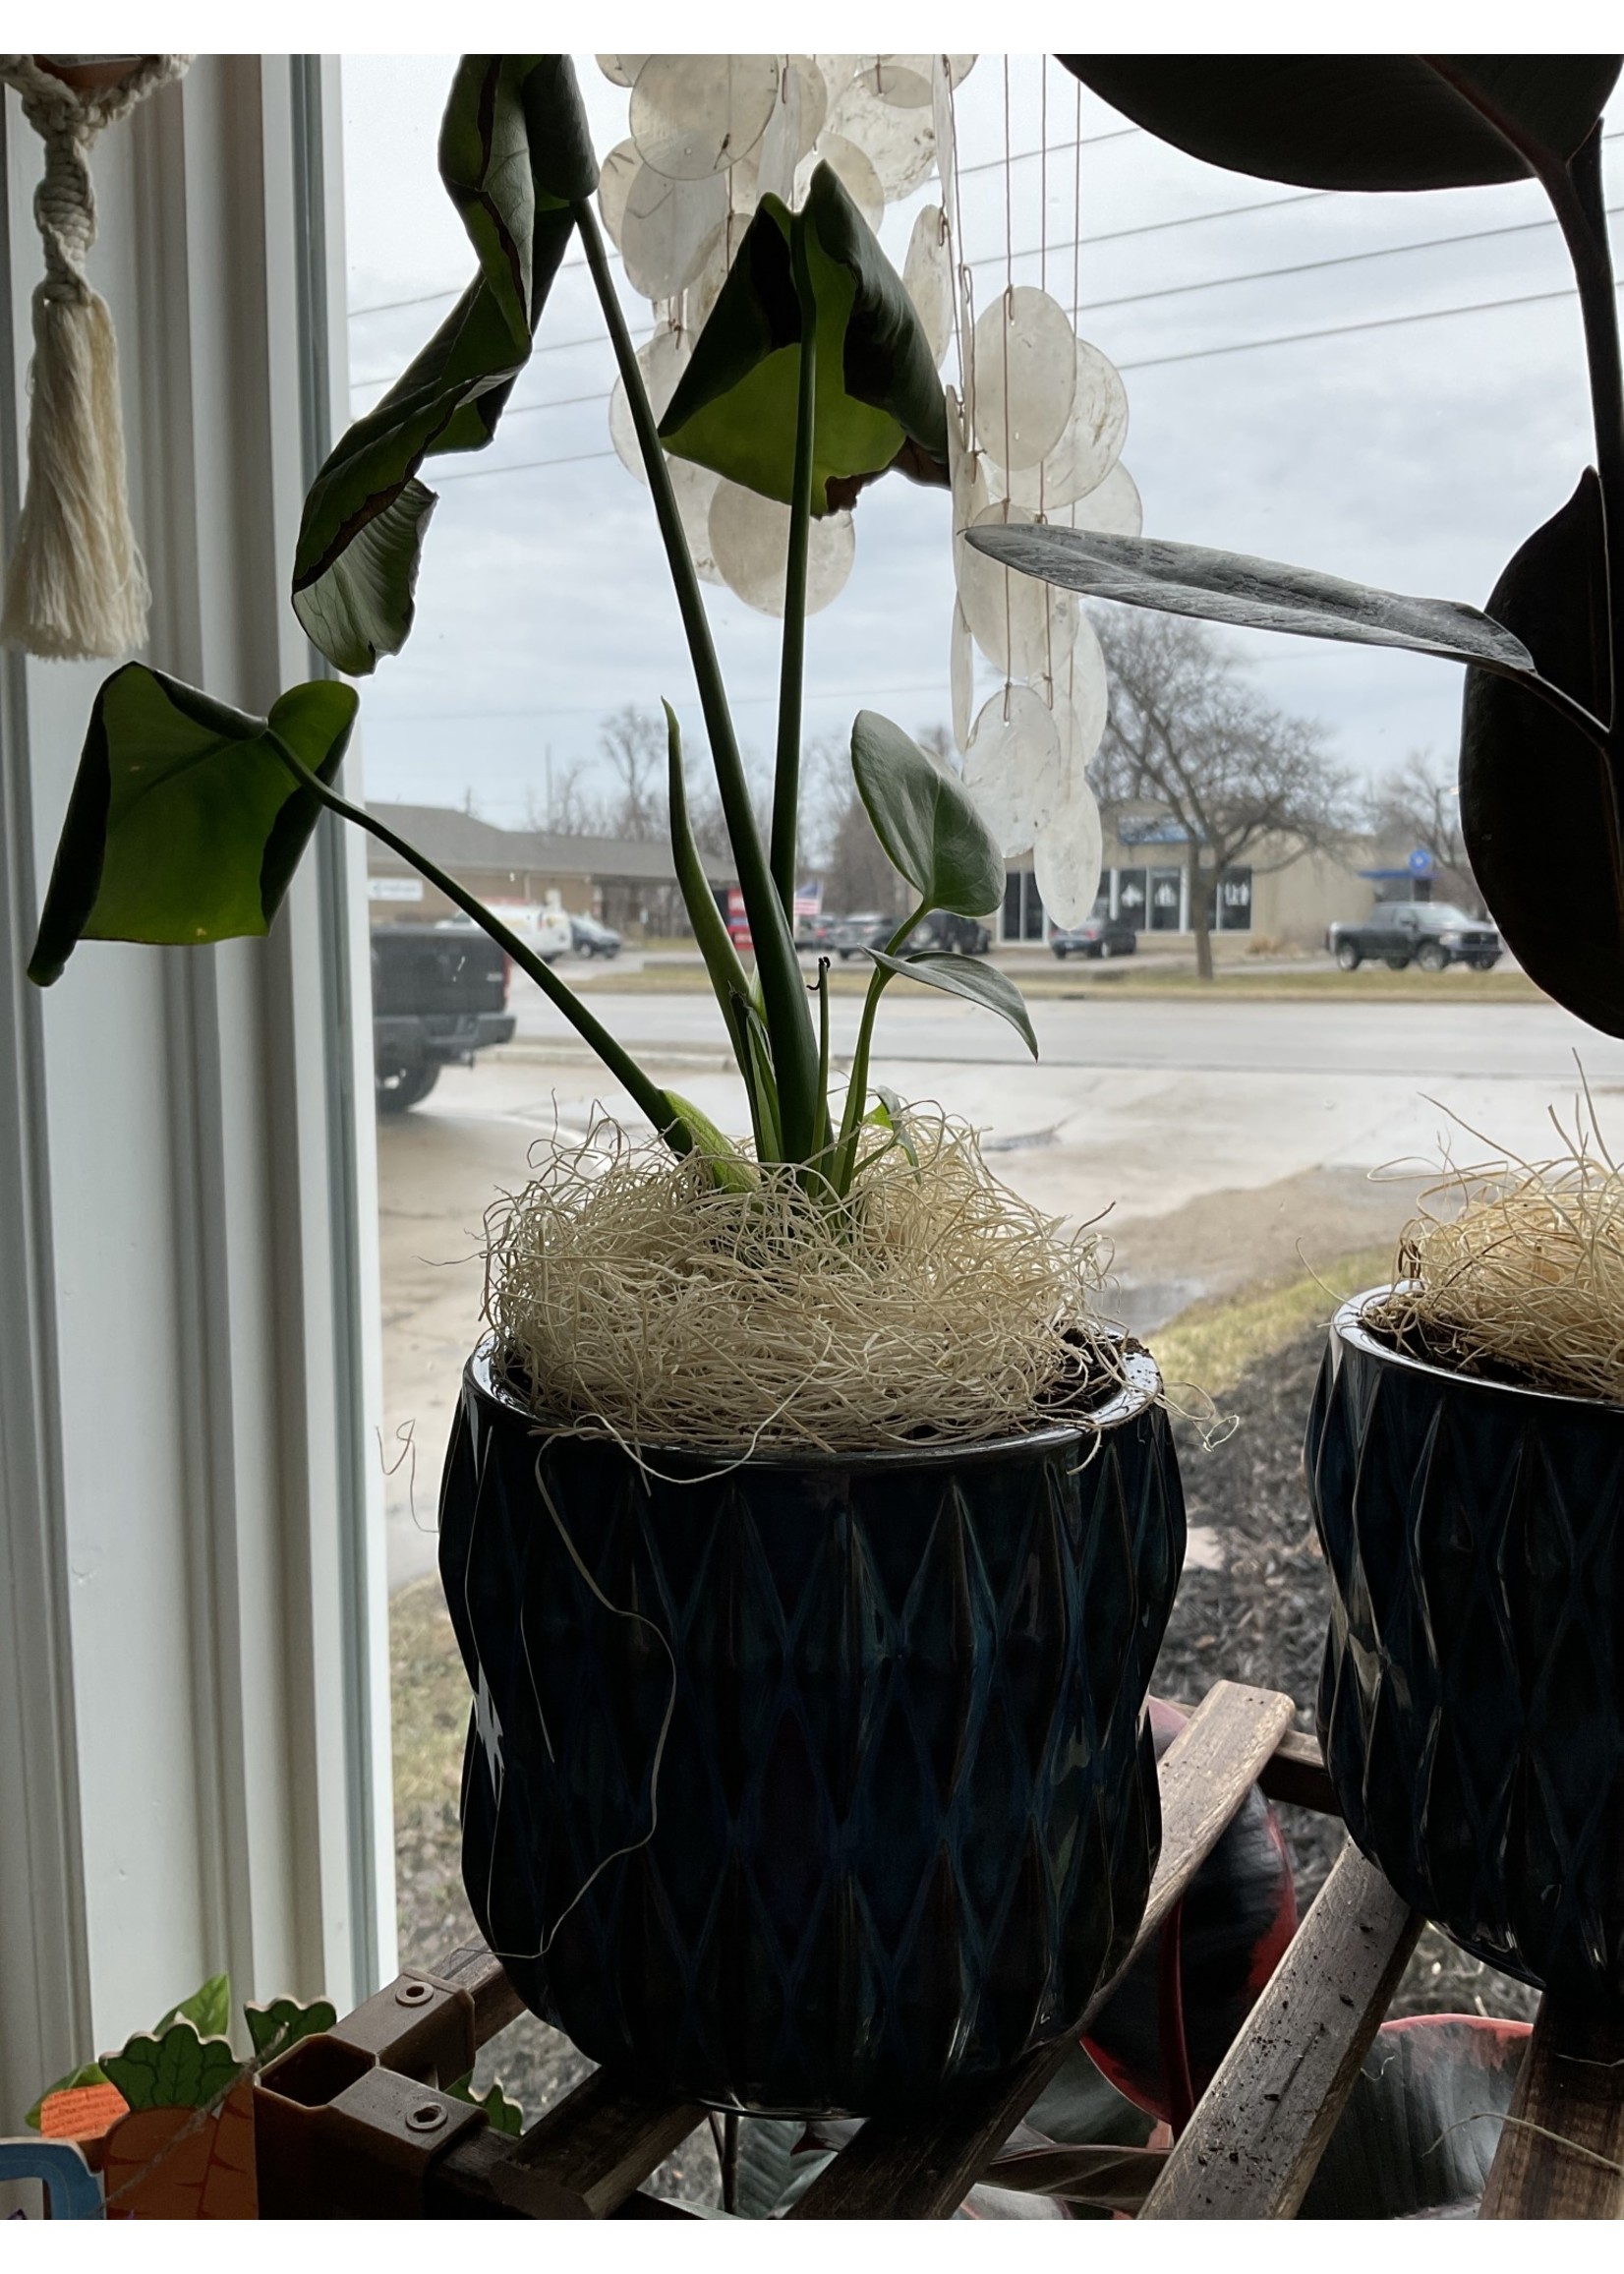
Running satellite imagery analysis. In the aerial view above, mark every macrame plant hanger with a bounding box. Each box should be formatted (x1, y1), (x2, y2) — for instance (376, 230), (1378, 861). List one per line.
(0, 52), (190, 660)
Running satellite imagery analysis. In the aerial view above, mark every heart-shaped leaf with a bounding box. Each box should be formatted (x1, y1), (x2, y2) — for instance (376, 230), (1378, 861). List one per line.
(1059, 57), (1620, 193)
(243, 1996), (337, 2065)
(867, 947), (1037, 1057)
(1300, 2014), (1531, 2217)
(963, 523), (1535, 674)
(850, 710), (1004, 916)
(29, 666), (359, 987)
(103, 2021), (241, 2115)
(293, 55), (596, 672)
(658, 162), (949, 513)
(1460, 471), (1624, 1034)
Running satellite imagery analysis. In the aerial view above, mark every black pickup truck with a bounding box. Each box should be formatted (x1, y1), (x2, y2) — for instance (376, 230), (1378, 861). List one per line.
(1328, 901), (1501, 972)
(372, 925), (515, 1112)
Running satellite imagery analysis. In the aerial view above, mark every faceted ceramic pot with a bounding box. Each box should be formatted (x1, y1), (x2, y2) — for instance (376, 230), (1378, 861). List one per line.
(437, 1332), (1185, 2117)
(1307, 1287), (1624, 2004)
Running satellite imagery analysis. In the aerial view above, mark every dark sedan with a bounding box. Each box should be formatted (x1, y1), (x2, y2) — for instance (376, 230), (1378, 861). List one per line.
(832, 910), (992, 959)
(568, 913), (622, 959)
(1051, 915), (1138, 960)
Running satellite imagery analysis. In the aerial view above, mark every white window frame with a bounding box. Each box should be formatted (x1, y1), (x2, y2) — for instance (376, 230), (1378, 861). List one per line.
(0, 55), (391, 2123)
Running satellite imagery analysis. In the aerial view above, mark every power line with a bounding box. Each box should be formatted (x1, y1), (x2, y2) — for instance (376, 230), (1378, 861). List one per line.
(363, 680), (953, 725)
(435, 446), (619, 483)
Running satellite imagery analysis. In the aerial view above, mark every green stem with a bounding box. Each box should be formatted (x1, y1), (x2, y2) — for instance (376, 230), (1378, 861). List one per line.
(664, 700), (765, 1107)
(574, 199), (822, 1160)
(833, 903), (925, 1195)
(266, 734), (686, 1151)
(770, 216), (819, 917)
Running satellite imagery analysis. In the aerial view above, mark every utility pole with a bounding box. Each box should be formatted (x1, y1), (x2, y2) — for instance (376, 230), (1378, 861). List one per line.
(545, 743), (554, 832)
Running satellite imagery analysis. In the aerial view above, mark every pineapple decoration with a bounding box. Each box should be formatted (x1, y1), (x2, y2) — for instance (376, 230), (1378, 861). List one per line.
(600, 55), (1136, 927)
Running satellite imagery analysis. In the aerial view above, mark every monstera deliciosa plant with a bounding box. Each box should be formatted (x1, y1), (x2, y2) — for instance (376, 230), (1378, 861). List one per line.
(28, 55), (1025, 1199)
(970, 56), (1624, 1038)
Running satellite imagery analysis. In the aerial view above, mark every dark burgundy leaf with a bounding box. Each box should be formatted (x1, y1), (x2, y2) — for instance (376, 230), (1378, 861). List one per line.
(1300, 2014), (1531, 2217)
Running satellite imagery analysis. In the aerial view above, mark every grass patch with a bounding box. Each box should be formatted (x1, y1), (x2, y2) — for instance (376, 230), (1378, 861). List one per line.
(1153, 1243), (1395, 1401)
(390, 1573), (469, 1822)
(575, 959), (1542, 1006)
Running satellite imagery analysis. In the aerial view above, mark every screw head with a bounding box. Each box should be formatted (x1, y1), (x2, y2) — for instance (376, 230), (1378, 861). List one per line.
(396, 1980), (434, 2007)
(406, 2101), (447, 2133)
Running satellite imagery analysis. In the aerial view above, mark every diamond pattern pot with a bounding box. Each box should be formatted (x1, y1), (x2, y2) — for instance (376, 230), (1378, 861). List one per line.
(438, 1334), (1185, 2117)
(1308, 1288), (1624, 2003)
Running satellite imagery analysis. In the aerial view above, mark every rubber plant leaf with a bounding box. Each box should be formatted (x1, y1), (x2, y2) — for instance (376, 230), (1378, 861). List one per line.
(292, 54), (596, 672)
(1059, 57), (1620, 193)
(963, 524), (1537, 674)
(658, 161), (949, 513)
(243, 1997), (338, 2064)
(850, 709), (1005, 916)
(24, 2064), (109, 2132)
(1300, 2014), (1531, 2216)
(1460, 471), (1624, 1034)
(447, 2072), (525, 2137)
(29, 665), (360, 986)
(103, 2021), (241, 2115)
(154, 1974), (232, 2044)
(868, 947), (1038, 1058)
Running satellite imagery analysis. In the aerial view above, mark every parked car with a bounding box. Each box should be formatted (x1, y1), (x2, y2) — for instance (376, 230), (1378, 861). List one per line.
(372, 925), (515, 1113)
(1051, 914), (1138, 961)
(832, 909), (992, 960)
(436, 905), (572, 962)
(568, 913), (622, 959)
(795, 911), (840, 952)
(1328, 902), (1501, 971)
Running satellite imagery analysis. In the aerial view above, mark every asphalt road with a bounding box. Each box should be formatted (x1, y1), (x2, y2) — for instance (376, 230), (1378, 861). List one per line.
(378, 986), (1623, 1589)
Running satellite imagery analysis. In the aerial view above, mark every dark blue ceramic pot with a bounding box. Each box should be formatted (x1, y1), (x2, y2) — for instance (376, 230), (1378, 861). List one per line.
(437, 1334), (1185, 2117)
(1308, 1288), (1624, 2004)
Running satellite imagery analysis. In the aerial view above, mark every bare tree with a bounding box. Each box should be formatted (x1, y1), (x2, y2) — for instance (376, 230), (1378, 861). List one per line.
(1093, 612), (1354, 980)
(523, 762), (609, 839)
(599, 704), (667, 841)
(1366, 748), (1482, 913)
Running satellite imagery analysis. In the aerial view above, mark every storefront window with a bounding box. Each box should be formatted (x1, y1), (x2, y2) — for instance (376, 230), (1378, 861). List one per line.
(1149, 866), (1184, 931)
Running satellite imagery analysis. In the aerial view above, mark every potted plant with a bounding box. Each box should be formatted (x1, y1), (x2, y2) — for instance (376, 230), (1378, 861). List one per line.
(966, 56), (1624, 2006)
(26, 55), (1185, 2116)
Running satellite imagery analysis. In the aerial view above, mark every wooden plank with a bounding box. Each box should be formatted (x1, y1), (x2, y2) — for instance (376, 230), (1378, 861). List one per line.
(1479, 1995), (1624, 2220)
(426, 2127), (701, 2220)
(484, 2067), (707, 2218)
(1256, 1727), (1342, 1820)
(1138, 1837), (1419, 2219)
(789, 1679), (1296, 2219)
(436, 1941), (526, 2048)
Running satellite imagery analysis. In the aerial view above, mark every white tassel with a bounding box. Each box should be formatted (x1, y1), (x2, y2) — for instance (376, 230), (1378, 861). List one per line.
(0, 55), (188, 661)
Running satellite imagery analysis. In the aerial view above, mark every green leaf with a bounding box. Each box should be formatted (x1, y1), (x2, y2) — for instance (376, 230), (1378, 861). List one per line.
(734, 2117), (805, 2217)
(849, 710), (1004, 916)
(1301, 2015), (1530, 2216)
(154, 1973), (231, 2043)
(293, 55), (596, 672)
(244, 1996), (337, 2065)
(103, 2021), (241, 2115)
(658, 163), (948, 512)
(29, 665), (359, 987)
(867, 948), (1038, 1058)
(1023, 2044), (1156, 2150)
(866, 1084), (919, 1169)
(25, 2063), (109, 2131)
(1460, 471), (1624, 1035)
(1059, 57), (1620, 193)
(447, 2071), (525, 2137)
(963, 524), (1536, 675)
(665, 1091), (757, 1193)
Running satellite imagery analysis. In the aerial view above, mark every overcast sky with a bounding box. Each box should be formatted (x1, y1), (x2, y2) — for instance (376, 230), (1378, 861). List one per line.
(339, 55), (1621, 828)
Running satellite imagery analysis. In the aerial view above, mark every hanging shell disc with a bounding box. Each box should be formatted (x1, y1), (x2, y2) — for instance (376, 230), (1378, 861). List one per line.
(801, 133), (886, 230)
(950, 598), (974, 751)
(630, 56), (782, 180)
(1064, 460), (1144, 538)
(709, 481), (855, 617)
(957, 500), (1077, 679)
(597, 140), (640, 250)
(962, 685), (1065, 859)
(597, 55), (648, 87)
(1055, 615), (1110, 775)
(619, 165), (729, 300)
(902, 207), (953, 367)
(1033, 780), (1105, 930)
(862, 55), (934, 108)
(998, 339), (1130, 509)
(609, 325), (692, 484)
(971, 286), (1078, 471)
(671, 458), (723, 586)
(822, 74), (937, 198)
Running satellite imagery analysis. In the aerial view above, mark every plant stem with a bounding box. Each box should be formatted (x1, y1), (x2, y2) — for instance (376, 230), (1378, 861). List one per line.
(770, 217), (819, 919)
(265, 733), (686, 1150)
(574, 199), (822, 1160)
(833, 903), (925, 1194)
(815, 956), (830, 1134)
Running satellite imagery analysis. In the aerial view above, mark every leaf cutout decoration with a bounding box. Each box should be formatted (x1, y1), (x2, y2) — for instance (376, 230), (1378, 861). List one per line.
(244, 1996), (338, 2065)
(963, 523), (1536, 673)
(1300, 2015), (1530, 2216)
(103, 2021), (241, 2115)
(1460, 470), (1624, 1034)
(1059, 57), (1620, 193)
(29, 665), (359, 986)
(658, 162), (949, 512)
(447, 2071), (526, 2137)
(293, 55), (597, 672)
(868, 948), (1038, 1058)
(154, 1972), (232, 2044)
(850, 709), (1004, 916)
